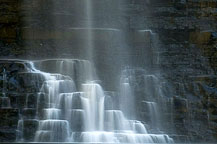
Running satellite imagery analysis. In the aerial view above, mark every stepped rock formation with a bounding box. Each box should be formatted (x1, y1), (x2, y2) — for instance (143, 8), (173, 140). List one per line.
(0, 59), (174, 143)
(0, 0), (217, 143)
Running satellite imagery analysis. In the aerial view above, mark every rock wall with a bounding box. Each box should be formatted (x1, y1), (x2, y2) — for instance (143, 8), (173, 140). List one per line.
(0, 0), (217, 142)
(130, 0), (217, 142)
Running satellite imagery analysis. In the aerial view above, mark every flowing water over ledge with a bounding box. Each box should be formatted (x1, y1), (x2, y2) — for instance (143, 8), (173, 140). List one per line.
(0, 59), (174, 143)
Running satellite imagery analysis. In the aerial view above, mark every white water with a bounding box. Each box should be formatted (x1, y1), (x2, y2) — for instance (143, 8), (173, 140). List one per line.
(15, 60), (173, 143)
(143, 101), (161, 129)
(120, 79), (135, 119)
(82, 83), (105, 131)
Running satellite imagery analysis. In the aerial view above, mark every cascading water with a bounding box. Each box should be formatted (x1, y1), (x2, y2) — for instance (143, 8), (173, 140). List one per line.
(0, 69), (11, 108)
(15, 0), (174, 143)
(120, 73), (135, 119)
(16, 59), (174, 143)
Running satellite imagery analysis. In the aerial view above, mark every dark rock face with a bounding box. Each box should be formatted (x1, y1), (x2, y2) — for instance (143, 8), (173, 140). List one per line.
(0, 108), (19, 142)
(0, 60), (41, 142)
(0, 0), (217, 143)
(144, 1), (217, 142)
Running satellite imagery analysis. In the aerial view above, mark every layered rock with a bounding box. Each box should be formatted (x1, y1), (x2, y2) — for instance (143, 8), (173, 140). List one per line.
(0, 0), (217, 142)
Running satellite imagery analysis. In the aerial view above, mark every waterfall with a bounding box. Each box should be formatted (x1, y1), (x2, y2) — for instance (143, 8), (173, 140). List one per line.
(120, 77), (135, 119)
(85, 0), (94, 61)
(15, 59), (173, 143)
(14, 0), (174, 142)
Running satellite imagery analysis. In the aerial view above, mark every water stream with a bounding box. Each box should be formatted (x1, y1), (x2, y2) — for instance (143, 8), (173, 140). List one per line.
(15, 59), (173, 143)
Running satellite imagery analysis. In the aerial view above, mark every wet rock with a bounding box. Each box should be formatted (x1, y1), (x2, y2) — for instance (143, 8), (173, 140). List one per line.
(173, 96), (188, 113)
(169, 134), (189, 143)
(8, 72), (45, 93)
(69, 110), (84, 132)
(0, 128), (16, 142)
(22, 108), (36, 119)
(0, 60), (31, 73)
(0, 0), (217, 142)
(22, 119), (39, 141)
(0, 108), (18, 128)
(0, 97), (11, 108)
(16, 94), (37, 109)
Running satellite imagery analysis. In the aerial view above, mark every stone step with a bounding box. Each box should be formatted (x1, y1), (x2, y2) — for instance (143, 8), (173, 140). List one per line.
(22, 108), (37, 119)
(7, 72), (46, 93)
(33, 59), (96, 88)
(0, 108), (18, 127)
(0, 128), (17, 142)
(0, 59), (32, 73)
(104, 95), (116, 110)
(5, 93), (45, 112)
(58, 92), (83, 109)
(35, 120), (70, 142)
(43, 108), (62, 120)
(67, 109), (84, 132)
(18, 119), (39, 141)
(169, 134), (190, 143)
(0, 97), (11, 108)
